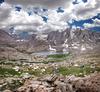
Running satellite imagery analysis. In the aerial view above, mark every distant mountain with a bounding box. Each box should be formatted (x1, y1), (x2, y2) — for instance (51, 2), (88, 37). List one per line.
(15, 33), (49, 53)
(47, 28), (100, 53)
(0, 29), (15, 45)
(0, 29), (27, 47)
(0, 29), (48, 60)
(0, 29), (48, 53)
(0, 29), (30, 60)
(0, 28), (100, 55)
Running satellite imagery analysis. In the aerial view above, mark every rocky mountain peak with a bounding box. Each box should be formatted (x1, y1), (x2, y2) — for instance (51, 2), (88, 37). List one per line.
(47, 28), (100, 53)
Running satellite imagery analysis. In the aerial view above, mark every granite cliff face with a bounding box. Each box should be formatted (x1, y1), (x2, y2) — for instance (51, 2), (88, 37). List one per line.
(47, 28), (100, 53)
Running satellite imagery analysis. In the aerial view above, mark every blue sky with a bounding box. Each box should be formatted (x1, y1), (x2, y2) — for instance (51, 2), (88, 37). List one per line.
(0, 0), (100, 33)
(70, 13), (100, 30)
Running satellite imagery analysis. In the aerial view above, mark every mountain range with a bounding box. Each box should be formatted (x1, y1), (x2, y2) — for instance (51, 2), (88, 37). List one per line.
(47, 28), (100, 53)
(0, 28), (100, 60)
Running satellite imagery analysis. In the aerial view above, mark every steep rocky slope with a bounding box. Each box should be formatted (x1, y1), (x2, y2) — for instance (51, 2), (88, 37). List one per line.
(47, 28), (100, 53)
(15, 33), (49, 53)
(0, 29), (16, 46)
(0, 29), (48, 60)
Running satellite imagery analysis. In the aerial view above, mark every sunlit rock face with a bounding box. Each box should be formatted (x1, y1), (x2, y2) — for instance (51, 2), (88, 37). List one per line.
(47, 28), (100, 53)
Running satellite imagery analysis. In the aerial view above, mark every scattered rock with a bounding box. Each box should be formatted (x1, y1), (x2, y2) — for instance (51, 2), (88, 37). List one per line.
(15, 73), (100, 92)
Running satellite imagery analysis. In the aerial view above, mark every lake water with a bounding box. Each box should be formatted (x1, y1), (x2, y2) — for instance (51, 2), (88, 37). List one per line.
(32, 51), (68, 56)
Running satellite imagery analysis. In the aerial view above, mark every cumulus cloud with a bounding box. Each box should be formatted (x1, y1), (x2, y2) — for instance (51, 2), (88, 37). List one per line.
(93, 18), (100, 25)
(73, 0), (100, 20)
(8, 10), (44, 25)
(0, 1), (69, 33)
(0, 0), (100, 33)
(5, 0), (71, 9)
(84, 18), (100, 28)
(61, 0), (100, 21)
(0, 9), (46, 32)
(0, 6), (68, 33)
(0, 2), (12, 21)
(84, 23), (99, 28)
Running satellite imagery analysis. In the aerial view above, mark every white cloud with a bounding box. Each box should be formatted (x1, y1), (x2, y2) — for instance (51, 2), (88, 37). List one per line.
(5, 0), (71, 9)
(84, 23), (96, 28)
(0, 0), (100, 33)
(0, 2), (12, 21)
(93, 18), (100, 25)
(84, 18), (100, 28)
(0, 2), (69, 33)
(73, 0), (100, 20)
(84, 23), (100, 28)
(38, 10), (69, 31)
(8, 10), (44, 25)
(0, 7), (46, 32)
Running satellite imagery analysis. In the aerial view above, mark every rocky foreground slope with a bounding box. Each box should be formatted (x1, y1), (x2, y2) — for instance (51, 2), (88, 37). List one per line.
(3, 73), (100, 92)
